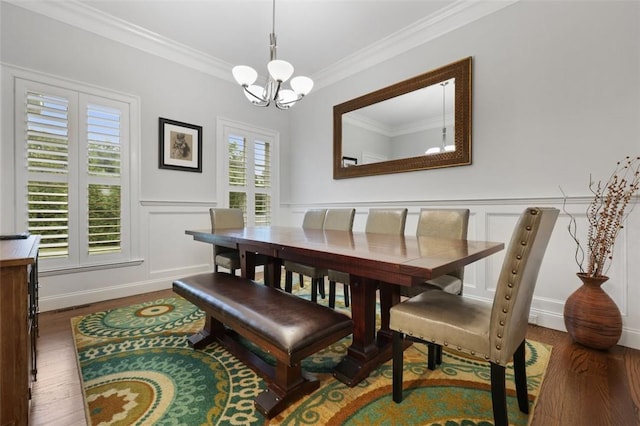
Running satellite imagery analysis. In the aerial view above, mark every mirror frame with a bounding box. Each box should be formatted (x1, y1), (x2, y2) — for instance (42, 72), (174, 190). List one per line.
(333, 57), (472, 179)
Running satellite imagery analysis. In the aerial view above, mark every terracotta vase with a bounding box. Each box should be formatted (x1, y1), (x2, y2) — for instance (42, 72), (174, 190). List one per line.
(563, 273), (622, 350)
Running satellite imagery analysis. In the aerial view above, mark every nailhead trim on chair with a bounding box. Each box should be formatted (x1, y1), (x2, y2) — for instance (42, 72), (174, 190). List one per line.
(492, 207), (539, 363)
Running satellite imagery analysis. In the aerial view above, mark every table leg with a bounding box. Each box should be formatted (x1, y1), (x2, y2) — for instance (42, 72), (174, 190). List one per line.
(239, 246), (281, 288)
(377, 282), (400, 346)
(333, 276), (381, 387)
(239, 248), (256, 280)
(333, 278), (406, 387)
(265, 258), (282, 289)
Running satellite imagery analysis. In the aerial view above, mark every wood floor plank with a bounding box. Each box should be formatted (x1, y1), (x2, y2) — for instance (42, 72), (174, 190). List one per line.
(29, 288), (640, 425)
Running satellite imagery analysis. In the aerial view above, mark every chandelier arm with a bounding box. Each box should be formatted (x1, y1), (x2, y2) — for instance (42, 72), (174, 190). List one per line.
(275, 94), (304, 108)
(243, 85), (270, 107)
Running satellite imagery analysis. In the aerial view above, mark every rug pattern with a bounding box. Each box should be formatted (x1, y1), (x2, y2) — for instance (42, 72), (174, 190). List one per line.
(72, 283), (551, 425)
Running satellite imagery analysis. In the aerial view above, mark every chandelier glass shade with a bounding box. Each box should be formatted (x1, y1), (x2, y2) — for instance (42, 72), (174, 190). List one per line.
(232, 0), (313, 110)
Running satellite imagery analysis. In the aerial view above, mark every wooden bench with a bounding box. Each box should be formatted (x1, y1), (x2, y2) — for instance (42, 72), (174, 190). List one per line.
(172, 272), (354, 418)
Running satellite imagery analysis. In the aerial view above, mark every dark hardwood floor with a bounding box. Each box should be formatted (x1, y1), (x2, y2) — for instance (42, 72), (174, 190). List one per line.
(30, 288), (640, 425)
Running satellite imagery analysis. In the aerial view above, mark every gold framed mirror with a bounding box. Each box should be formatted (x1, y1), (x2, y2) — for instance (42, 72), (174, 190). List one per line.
(333, 57), (472, 179)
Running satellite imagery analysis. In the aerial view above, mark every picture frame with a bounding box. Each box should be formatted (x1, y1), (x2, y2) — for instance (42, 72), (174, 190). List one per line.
(342, 156), (358, 167)
(159, 117), (203, 172)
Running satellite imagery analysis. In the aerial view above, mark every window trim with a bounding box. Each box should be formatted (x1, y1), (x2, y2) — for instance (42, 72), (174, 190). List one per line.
(10, 66), (141, 272)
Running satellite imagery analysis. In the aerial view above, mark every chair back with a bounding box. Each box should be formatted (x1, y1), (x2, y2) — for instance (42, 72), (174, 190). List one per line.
(209, 208), (245, 258)
(416, 208), (470, 282)
(302, 209), (327, 230)
(324, 208), (355, 231)
(489, 207), (559, 364)
(210, 208), (244, 230)
(365, 208), (408, 234)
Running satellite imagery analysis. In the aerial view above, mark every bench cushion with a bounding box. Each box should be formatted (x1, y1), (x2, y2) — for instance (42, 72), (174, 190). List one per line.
(173, 273), (353, 357)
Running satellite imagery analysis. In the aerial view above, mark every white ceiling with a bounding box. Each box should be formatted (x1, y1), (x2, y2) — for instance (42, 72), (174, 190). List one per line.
(10, 0), (518, 88)
(83, 0), (452, 78)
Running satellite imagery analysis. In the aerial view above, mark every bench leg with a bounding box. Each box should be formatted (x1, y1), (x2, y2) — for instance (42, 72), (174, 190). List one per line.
(254, 362), (320, 419)
(187, 315), (224, 349)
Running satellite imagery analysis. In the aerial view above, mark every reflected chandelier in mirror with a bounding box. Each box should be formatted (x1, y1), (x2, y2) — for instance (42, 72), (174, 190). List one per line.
(333, 57), (472, 179)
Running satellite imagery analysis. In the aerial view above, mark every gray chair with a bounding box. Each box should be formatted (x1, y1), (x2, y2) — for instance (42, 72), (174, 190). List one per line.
(402, 208), (470, 298)
(405, 208), (470, 366)
(323, 208), (355, 232)
(390, 207), (559, 426)
(284, 209), (327, 300)
(322, 208), (356, 307)
(210, 208), (267, 275)
(328, 208), (408, 309)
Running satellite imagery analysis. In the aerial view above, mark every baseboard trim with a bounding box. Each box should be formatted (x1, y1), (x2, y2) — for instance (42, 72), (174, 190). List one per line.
(39, 277), (173, 313)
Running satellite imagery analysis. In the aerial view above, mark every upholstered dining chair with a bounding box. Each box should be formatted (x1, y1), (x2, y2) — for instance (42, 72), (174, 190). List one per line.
(323, 208), (356, 232)
(328, 207), (408, 309)
(322, 208), (356, 308)
(405, 208), (470, 367)
(390, 207), (559, 426)
(283, 209), (327, 300)
(209, 208), (268, 276)
(403, 208), (470, 298)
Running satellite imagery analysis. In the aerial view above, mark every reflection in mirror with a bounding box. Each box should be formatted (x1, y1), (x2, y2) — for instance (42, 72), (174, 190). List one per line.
(342, 78), (455, 163)
(334, 57), (471, 179)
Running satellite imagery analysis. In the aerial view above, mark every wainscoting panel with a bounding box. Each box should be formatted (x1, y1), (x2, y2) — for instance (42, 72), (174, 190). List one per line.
(147, 208), (212, 276)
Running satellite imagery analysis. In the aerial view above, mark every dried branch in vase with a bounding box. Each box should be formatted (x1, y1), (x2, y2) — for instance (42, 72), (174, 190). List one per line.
(562, 156), (640, 277)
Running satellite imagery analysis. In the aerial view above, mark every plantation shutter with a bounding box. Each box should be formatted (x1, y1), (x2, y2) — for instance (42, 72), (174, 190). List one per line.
(25, 91), (71, 258)
(224, 131), (273, 225)
(228, 134), (248, 218)
(254, 140), (271, 225)
(16, 75), (134, 269)
(85, 103), (122, 255)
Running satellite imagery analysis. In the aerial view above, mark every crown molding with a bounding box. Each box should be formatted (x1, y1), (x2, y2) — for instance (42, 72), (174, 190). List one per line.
(312, 0), (519, 89)
(7, 0), (519, 89)
(6, 0), (235, 82)
(344, 112), (449, 138)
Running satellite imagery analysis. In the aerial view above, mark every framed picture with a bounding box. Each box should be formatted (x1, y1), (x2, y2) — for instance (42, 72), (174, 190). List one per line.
(342, 156), (358, 167)
(159, 117), (202, 172)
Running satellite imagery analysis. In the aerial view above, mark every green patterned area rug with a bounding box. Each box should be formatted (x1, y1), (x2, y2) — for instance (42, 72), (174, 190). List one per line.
(72, 283), (551, 425)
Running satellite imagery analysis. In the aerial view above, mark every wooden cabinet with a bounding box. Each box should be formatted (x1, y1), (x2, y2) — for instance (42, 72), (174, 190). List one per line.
(1, 236), (40, 426)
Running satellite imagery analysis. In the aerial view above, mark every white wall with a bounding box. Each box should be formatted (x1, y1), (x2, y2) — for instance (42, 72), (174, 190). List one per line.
(1, 1), (639, 349)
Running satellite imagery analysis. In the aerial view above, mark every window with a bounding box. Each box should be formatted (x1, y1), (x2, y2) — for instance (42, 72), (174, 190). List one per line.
(217, 118), (278, 225)
(14, 74), (139, 271)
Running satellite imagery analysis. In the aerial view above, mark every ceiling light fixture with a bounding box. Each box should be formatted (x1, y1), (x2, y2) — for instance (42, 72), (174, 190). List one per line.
(425, 80), (455, 155)
(231, 0), (313, 110)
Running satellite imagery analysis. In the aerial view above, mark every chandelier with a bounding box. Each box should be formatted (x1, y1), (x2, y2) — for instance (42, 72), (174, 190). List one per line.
(231, 0), (313, 110)
(425, 81), (455, 154)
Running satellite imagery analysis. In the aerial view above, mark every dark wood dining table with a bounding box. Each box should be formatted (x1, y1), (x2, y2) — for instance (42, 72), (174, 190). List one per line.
(185, 226), (504, 387)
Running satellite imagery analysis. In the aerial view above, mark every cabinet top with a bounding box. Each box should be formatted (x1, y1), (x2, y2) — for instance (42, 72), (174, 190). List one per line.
(0, 235), (40, 267)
